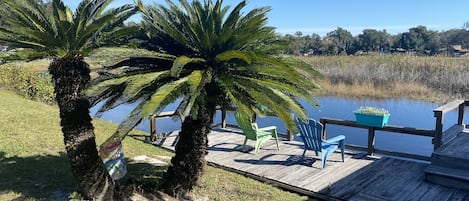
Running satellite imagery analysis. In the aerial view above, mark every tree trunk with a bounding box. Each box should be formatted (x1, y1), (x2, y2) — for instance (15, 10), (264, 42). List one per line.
(163, 101), (214, 199)
(49, 55), (116, 200)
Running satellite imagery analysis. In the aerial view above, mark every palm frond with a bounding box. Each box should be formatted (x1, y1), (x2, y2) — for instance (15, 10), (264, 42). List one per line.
(175, 70), (211, 119)
(0, 0), (59, 52)
(92, 85), (127, 117)
(82, 4), (138, 50)
(104, 55), (174, 70)
(171, 56), (205, 77)
(112, 94), (151, 139)
(141, 77), (189, 117)
(215, 50), (252, 65)
(0, 0), (136, 58)
(232, 79), (301, 130)
(122, 71), (170, 100)
(85, 76), (130, 97)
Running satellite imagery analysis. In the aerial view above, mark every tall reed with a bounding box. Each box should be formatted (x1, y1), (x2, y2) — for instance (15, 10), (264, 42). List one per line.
(299, 55), (469, 101)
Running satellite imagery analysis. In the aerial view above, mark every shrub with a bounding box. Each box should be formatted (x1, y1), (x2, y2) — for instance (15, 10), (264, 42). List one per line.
(0, 63), (55, 104)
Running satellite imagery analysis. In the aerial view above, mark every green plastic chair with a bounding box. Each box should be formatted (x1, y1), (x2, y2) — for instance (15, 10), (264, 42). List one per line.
(234, 111), (280, 154)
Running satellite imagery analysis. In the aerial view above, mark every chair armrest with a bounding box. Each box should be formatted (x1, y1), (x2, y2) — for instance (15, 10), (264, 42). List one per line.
(258, 126), (277, 132)
(324, 135), (345, 144)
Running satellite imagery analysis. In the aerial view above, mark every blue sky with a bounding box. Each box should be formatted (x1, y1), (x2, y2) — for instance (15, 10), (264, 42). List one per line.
(63, 0), (469, 36)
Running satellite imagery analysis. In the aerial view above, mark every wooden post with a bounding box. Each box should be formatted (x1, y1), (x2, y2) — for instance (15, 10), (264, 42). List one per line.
(287, 113), (295, 141)
(150, 115), (157, 140)
(457, 103), (464, 125)
(367, 127), (375, 156)
(433, 111), (443, 150)
(322, 122), (327, 140)
(221, 109), (227, 128)
(286, 130), (293, 141)
(319, 119), (327, 140)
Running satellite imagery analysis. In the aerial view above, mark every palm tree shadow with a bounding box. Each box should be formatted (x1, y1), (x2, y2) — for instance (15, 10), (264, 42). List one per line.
(234, 153), (318, 167)
(207, 142), (253, 153)
(122, 161), (168, 192)
(130, 132), (177, 147)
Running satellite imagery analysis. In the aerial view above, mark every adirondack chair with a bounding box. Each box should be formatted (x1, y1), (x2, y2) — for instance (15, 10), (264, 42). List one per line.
(295, 117), (345, 169)
(234, 111), (280, 154)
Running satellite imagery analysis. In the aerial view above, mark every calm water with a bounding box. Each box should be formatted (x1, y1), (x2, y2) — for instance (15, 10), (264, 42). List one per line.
(90, 97), (468, 157)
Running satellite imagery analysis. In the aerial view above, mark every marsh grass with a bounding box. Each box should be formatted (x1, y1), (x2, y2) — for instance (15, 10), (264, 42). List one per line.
(4, 49), (468, 103)
(317, 80), (449, 102)
(0, 90), (311, 201)
(300, 55), (469, 102)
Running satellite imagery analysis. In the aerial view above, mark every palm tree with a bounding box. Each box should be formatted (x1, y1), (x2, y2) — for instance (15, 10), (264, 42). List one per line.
(86, 0), (322, 198)
(0, 0), (137, 199)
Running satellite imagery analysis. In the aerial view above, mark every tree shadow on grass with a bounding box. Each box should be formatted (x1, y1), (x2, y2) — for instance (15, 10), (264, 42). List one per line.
(122, 160), (168, 194)
(0, 151), (169, 200)
(0, 151), (75, 200)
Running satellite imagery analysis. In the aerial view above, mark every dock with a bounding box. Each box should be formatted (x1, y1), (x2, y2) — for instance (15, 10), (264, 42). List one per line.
(154, 126), (468, 200)
(149, 100), (469, 200)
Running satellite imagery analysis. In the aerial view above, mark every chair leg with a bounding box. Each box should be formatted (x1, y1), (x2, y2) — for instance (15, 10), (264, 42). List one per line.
(340, 140), (345, 162)
(255, 140), (263, 154)
(242, 137), (248, 148)
(321, 151), (327, 169)
(273, 131), (280, 151)
(301, 149), (307, 162)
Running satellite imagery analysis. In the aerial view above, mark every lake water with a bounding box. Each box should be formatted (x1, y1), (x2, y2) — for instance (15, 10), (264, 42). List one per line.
(90, 97), (468, 157)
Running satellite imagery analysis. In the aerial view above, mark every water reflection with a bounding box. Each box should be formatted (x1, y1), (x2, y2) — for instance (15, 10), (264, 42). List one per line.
(91, 97), (468, 157)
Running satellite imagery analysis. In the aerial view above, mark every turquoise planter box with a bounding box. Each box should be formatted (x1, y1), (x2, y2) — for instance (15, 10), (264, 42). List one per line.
(354, 113), (390, 128)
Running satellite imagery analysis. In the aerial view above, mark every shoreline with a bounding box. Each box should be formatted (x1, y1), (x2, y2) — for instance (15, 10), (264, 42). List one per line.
(316, 80), (457, 104)
(297, 55), (469, 104)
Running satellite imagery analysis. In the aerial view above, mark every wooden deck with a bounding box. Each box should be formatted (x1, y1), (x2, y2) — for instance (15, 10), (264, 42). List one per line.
(437, 125), (469, 159)
(154, 126), (469, 201)
(424, 126), (469, 191)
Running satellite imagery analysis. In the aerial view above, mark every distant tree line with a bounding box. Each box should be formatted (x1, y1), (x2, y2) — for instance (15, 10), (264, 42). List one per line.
(281, 25), (469, 56)
(1, 1), (468, 57)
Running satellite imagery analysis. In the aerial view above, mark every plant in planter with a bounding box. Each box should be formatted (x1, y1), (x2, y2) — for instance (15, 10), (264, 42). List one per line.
(354, 106), (390, 128)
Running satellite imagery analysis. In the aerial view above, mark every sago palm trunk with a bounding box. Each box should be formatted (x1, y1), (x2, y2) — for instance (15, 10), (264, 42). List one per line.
(163, 103), (214, 198)
(49, 55), (116, 200)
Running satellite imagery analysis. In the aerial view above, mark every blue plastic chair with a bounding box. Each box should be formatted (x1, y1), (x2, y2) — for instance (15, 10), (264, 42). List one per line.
(295, 117), (345, 169)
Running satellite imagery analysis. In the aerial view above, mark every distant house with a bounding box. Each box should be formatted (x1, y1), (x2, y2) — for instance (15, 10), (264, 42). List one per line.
(390, 48), (409, 54)
(450, 45), (469, 57)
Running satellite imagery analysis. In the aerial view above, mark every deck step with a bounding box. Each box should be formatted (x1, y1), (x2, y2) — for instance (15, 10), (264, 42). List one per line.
(440, 125), (464, 145)
(424, 165), (469, 191)
(430, 152), (469, 170)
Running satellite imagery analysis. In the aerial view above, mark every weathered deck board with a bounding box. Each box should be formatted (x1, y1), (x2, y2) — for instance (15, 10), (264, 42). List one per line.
(441, 124), (465, 145)
(437, 129), (469, 158)
(157, 127), (469, 200)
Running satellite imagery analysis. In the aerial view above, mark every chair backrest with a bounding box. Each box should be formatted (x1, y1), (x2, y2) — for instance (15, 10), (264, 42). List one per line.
(234, 111), (258, 140)
(295, 117), (323, 151)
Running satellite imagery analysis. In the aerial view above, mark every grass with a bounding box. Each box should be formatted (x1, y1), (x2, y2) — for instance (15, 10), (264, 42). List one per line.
(0, 90), (311, 201)
(299, 55), (469, 103)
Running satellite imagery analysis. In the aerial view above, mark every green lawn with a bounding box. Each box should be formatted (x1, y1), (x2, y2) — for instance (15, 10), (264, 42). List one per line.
(0, 90), (311, 201)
